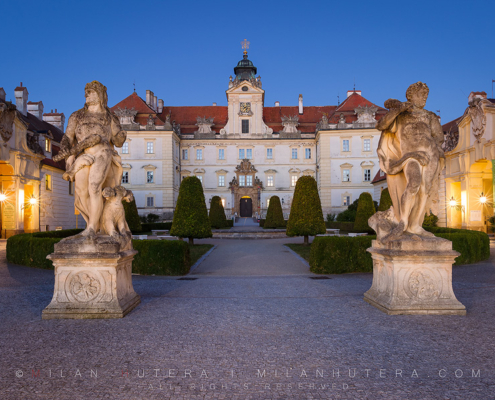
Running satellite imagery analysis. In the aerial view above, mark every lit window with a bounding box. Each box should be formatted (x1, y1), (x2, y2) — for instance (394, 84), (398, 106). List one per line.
(196, 149), (202, 160)
(218, 176), (225, 187)
(364, 139), (371, 152)
(122, 142), (129, 154)
(182, 149), (188, 159)
(147, 171), (154, 183)
(246, 149), (252, 159)
(343, 169), (350, 182)
(221, 199), (225, 207)
(122, 171), (129, 184)
(147, 142), (154, 154)
(239, 149), (245, 159)
(247, 176), (252, 186)
(266, 199), (270, 208)
(45, 174), (52, 190)
(267, 176), (274, 187)
(267, 148), (273, 159)
(291, 175), (298, 186)
(45, 138), (51, 152)
(292, 148), (298, 159)
(147, 197), (154, 207)
(343, 140), (349, 152)
(218, 149), (225, 160)
(305, 148), (311, 159)
(68, 181), (74, 195)
(343, 196), (351, 206)
(242, 120), (249, 133)
(239, 176), (245, 186)
(364, 169), (371, 181)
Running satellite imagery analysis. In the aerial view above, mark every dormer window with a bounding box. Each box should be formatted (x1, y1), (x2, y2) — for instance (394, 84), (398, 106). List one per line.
(45, 138), (51, 152)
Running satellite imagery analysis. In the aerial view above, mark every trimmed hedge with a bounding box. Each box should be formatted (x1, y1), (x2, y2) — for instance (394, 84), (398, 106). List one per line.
(141, 222), (173, 232)
(309, 227), (490, 274)
(124, 199), (142, 233)
(325, 221), (355, 232)
(377, 188), (393, 212)
(209, 196), (228, 229)
(264, 196), (286, 228)
(354, 192), (376, 233)
(7, 230), (191, 275)
(225, 220), (234, 228)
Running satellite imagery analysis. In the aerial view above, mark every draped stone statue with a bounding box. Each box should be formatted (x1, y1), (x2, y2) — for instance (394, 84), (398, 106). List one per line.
(370, 82), (444, 243)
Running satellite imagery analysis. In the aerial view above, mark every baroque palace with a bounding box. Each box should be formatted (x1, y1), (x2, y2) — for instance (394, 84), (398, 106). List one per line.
(110, 45), (387, 219)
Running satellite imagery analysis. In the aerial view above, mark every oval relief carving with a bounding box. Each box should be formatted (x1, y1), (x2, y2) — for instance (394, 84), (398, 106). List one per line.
(69, 272), (101, 302)
(408, 270), (439, 300)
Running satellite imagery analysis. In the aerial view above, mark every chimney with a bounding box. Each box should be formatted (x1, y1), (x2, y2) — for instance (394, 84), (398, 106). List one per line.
(43, 110), (66, 132)
(275, 101), (280, 107)
(146, 90), (152, 107)
(298, 94), (303, 115)
(0, 88), (5, 101)
(212, 102), (217, 106)
(153, 96), (157, 112)
(158, 99), (164, 113)
(14, 82), (28, 116)
(347, 90), (362, 98)
(27, 101), (44, 120)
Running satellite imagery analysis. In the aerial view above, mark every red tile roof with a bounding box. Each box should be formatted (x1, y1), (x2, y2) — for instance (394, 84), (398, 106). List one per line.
(371, 169), (387, 184)
(111, 92), (156, 115)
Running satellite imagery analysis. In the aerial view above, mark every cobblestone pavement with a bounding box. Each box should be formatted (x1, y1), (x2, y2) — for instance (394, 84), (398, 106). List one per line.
(1, 238), (495, 399)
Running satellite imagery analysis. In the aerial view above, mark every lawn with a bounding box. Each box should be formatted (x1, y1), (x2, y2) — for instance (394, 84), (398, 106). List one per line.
(189, 244), (214, 267)
(285, 243), (311, 262)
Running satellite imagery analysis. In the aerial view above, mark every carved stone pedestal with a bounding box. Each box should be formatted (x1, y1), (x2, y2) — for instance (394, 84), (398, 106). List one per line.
(364, 238), (466, 315)
(42, 236), (140, 319)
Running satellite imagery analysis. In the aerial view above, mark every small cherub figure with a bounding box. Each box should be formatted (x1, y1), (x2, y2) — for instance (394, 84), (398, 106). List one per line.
(101, 186), (134, 246)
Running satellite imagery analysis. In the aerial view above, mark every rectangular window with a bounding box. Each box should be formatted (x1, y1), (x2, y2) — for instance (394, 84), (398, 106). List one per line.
(246, 175), (252, 186)
(305, 148), (311, 159)
(343, 139), (350, 152)
(364, 139), (371, 152)
(197, 175), (203, 184)
(267, 176), (274, 187)
(147, 171), (154, 183)
(246, 149), (252, 159)
(45, 138), (51, 152)
(364, 169), (371, 181)
(221, 199), (225, 207)
(122, 142), (129, 154)
(266, 199), (270, 208)
(292, 148), (298, 159)
(239, 176), (245, 186)
(68, 181), (74, 195)
(218, 149), (225, 160)
(239, 149), (245, 159)
(267, 148), (273, 159)
(147, 142), (154, 154)
(291, 175), (298, 186)
(182, 149), (188, 160)
(218, 176), (225, 187)
(196, 149), (202, 160)
(343, 169), (350, 182)
(343, 196), (351, 206)
(147, 197), (154, 207)
(242, 119), (249, 133)
(45, 174), (52, 191)
(122, 171), (129, 184)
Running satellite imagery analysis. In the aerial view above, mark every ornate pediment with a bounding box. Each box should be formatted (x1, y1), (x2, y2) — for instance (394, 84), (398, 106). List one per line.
(354, 105), (378, 123)
(281, 115), (300, 134)
(195, 116), (215, 134)
(142, 164), (157, 170)
(115, 107), (138, 125)
(316, 114), (330, 132)
(235, 159), (257, 174)
(146, 114), (155, 130)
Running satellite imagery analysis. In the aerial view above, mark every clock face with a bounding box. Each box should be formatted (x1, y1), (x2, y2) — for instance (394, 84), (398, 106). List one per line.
(240, 102), (251, 113)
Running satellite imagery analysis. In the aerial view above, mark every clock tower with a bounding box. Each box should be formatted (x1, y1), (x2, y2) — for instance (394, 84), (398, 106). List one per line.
(220, 40), (273, 137)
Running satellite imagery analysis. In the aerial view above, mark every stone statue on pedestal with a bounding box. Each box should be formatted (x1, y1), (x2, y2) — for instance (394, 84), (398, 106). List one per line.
(43, 81), (140, 319)
(364, 82), (465, 315)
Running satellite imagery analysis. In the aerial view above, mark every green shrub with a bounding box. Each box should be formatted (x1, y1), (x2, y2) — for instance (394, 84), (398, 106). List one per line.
(422, 213), (439, 227)
(145, 213), (160, 223)
(326, 213), (336, 222)
(353, 192), (376, 233)
(170, 176), (212, 244)
(325, 221), (355, 232)
(286, 176), (326, 244)
(259, 219), (265, 227)
(225, 220), (234, 228)
(264, 196), (286, 228)
(336, 208), (356, 222)
(209, 196), (228, 229)
(132, 240), (190, 275)
(141, 222), (173, 232)
(124, 199), (142, 233)
(378, 188), (393, 211)
(310, 236), (375, 274)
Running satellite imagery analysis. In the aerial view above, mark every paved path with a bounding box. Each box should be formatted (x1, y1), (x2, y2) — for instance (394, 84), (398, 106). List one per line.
(1, 239), (495, 399)
(233, 217), (259, 228)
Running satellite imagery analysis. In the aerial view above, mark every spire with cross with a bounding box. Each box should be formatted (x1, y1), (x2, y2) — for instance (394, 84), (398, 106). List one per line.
(241, 39), (250, 56)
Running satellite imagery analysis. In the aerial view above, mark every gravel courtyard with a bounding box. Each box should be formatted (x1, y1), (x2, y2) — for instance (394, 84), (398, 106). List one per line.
(1, 238), (494, 399)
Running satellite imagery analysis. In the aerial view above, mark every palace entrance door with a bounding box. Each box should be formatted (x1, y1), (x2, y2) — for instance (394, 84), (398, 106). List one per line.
(240, 197), (252, 217)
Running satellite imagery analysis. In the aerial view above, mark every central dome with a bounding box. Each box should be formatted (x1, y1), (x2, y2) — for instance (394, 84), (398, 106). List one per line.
(234, 54), (257, 81)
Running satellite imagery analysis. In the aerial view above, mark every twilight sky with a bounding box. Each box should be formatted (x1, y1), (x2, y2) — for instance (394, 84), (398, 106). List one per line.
(2, 0), (494, 125)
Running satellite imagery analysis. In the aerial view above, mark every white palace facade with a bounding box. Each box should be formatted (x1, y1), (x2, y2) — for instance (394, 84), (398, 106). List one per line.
(110, 50), (388, 219)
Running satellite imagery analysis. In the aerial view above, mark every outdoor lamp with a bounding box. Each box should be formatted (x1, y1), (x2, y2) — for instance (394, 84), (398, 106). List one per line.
(0, 193), (6, 202)
(449, 196), (457, 207)
(29, 196), (37, 205)
(480, 192), (487, 204)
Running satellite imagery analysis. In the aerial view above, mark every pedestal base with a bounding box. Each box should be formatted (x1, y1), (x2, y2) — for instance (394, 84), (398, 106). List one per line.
(364, 238), (466, 315)
(42, 236), (141, 319)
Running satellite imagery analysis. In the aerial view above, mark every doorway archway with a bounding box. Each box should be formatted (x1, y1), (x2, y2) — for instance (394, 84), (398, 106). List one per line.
(240, 196), (252, 217)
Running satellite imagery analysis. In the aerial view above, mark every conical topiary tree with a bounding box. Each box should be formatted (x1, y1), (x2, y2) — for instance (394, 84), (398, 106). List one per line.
(209, 196), (227, 229)
(286, 176), (326, 245)
(354, 192), (376, 233)
(123, 198), (142, 233)
(264, 196), (285, 228)
(170, 176), (212, 244)
(377, 188), (393, 212)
